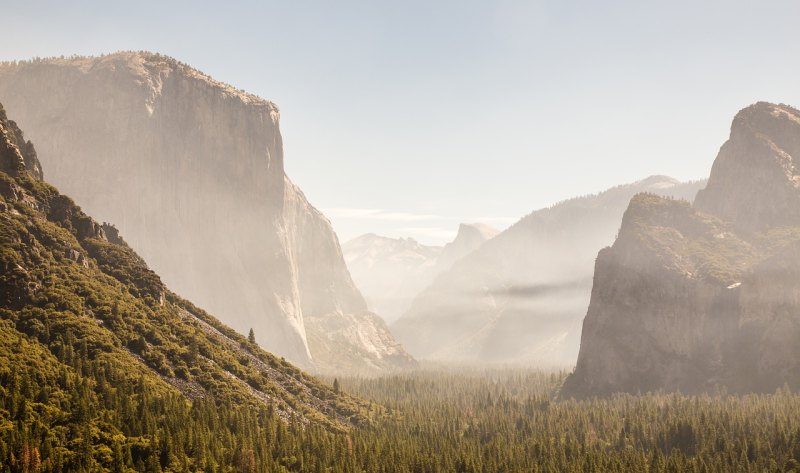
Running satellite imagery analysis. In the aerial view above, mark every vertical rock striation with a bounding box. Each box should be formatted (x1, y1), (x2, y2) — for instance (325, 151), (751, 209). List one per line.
(0, 52), (411, 371)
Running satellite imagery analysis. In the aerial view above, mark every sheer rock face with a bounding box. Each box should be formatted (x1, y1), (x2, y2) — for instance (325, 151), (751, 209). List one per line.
(0, 52), (407, 371)
(563, 102), (800, 398)
(392, 177), (704, 366)
(282, 179), (367, 319)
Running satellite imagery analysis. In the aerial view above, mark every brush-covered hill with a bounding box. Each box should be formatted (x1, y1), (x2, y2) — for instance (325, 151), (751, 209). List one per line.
(0, 102), (372, 471)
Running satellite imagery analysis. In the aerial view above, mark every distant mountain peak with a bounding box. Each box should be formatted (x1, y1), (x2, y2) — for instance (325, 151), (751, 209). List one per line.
(343, 222), (499, 324)
(456, 222), (500, 240)
(635, 175), (680, 189)
(435, 222), (498, 270)
(343, 233), (443, 323)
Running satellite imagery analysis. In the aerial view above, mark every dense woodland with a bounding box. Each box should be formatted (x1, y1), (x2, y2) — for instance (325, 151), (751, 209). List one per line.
(341, 370), (800, 472)
(5, 357), (800, 472)
(3, 169), (800, 473)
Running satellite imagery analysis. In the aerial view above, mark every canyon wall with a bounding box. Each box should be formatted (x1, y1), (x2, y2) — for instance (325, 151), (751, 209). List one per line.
(0, 52), (411, 371)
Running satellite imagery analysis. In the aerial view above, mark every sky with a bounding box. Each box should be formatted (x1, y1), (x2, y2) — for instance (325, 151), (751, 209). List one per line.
(2, 0), (800, 244)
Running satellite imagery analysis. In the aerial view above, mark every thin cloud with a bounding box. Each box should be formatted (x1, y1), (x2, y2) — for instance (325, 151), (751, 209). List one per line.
(324, 208), (385, 218)
(467, 216), (518, 225)
(397, 227), (458, 240)
(324, 208), (517, 225)
(376, 212), (441, 221)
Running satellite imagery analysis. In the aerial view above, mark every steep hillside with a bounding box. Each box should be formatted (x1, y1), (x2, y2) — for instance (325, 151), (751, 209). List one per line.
(0, 52), (412, 373)
(343, 223), (496, 323)
(564, 102), (800, 398)
(393, 177), (705, 366)
(0, 102), (372, 470)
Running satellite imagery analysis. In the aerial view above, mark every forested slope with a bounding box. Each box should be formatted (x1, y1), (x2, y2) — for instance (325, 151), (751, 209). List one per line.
(0, 101), (373, 472)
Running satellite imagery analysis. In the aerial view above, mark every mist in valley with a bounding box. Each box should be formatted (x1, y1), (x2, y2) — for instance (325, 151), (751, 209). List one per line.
(2, 2), (800, 472)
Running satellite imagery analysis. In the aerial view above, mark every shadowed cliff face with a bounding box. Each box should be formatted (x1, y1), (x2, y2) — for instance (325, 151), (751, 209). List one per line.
(564, 102), (800, 398)
(0, 52), (410, 370)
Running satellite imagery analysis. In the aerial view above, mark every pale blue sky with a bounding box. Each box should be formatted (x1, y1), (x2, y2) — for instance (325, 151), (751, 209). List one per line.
(3, 1), (800, 244)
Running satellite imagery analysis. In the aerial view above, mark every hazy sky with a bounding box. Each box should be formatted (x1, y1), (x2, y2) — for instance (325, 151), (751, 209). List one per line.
(3, 1), (800, 244)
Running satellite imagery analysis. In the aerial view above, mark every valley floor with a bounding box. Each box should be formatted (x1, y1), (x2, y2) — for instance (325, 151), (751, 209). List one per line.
(335, 368), (800, 473)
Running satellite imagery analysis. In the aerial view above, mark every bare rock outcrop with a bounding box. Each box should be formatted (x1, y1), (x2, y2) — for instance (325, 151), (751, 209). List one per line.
(0, 103), (41, 180)
(563, 102), (800, 397)
(695, 102), (800, 232)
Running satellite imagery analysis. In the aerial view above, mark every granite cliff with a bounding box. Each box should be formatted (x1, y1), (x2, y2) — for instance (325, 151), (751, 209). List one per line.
(0, 52), (411, 372)
(564, 102), (800, 397)
(0, 99), (366, 439)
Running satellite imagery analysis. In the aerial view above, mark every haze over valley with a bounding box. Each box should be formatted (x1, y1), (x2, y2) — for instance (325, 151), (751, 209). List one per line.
(3, 2), (800, 471)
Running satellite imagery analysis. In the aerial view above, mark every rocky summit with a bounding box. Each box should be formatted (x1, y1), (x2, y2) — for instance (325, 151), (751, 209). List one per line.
(695, 102), (800, 232)
(563, 102), (800, 398)
(0, 52), (412, 373)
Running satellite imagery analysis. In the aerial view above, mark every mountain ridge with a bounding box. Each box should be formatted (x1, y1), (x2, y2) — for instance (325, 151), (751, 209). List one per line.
(392, 175), (706, 365)
(343, 223), (497, 323)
